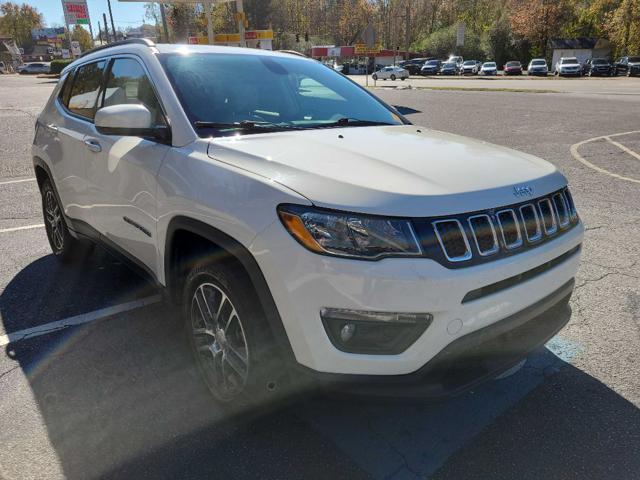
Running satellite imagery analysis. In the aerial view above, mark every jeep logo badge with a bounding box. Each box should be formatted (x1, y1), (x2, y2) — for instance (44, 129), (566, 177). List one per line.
(513, 185), (534, 197)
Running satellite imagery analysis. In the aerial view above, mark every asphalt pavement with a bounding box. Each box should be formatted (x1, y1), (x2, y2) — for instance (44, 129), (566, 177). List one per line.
(1, 74), (639, 480)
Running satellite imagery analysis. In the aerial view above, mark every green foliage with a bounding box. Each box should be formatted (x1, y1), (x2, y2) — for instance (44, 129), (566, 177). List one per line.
(0, 1), (43, 47)
(413, 25), (484, 60)
(49, 59), (74, 75)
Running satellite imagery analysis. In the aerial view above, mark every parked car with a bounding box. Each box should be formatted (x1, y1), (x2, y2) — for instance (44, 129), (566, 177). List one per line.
(447, 55), (463, 67)
(612, 56), (640, 76)
(583, 58), (612, 76)
(503, 61), (522, 75)
(459, 60), (479, 75)
(480, 61), (497, 76)
(555, 57), (582, 76)
(403, 58), (432, 75)
(34, 39), (583, 404)
(420, 59), (442, 76)
(527, 58), (548, 76)
(18, 62), (51, 74)
(372, 65), (409, 81)
(439, 62), (458, 75)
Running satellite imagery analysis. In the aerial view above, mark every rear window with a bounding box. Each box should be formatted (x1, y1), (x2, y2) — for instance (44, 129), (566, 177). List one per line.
(592, 59), (607, 65)
(531, 60), (545, 65)
(506, 62), (520, 66)
(67, 60), (106, 120)
(561, 58), (578, 65)
(629, 57), (640, 63)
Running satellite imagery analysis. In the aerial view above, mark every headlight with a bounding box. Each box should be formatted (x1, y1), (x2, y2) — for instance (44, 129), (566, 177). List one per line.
(277, 204), (422, 260)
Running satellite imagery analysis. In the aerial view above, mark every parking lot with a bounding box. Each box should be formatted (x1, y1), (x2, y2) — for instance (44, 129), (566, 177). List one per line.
(1, 74), (639, 479)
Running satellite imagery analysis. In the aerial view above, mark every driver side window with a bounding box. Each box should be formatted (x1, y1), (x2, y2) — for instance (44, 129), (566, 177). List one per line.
(101, 58), (166, 126)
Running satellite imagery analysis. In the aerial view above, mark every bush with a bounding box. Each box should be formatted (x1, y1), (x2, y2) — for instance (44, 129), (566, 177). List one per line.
(49, 59), (74, 75)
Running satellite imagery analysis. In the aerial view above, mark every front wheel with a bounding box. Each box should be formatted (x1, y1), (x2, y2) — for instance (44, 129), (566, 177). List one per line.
(184, 262), (283, 406)
(390, 74), (396, 81)
(372, 74), (378, 80)
(401, 77), (406, 81)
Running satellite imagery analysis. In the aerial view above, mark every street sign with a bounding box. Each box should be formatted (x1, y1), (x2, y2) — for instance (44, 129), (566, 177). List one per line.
(354, 43), (381, 55)
(363, 23), (377, 49)
(70, 40), (81, 56)
(62, 0), (90, 25)
(456, 22), (465, 47)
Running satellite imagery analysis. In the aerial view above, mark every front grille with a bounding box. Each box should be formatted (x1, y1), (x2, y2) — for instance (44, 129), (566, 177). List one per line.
(413, 188), (579, 268)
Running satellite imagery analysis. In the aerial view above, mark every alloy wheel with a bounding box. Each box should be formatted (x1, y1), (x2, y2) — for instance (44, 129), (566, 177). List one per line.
(44, 190), (64, 251)
(190, 282), (249, 401)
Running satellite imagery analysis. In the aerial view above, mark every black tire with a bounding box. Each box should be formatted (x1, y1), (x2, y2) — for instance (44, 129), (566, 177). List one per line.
(183, 261), (284, 407)
(372, 74), (377, 80)
(41, 179), (92, 262)
(390, 74), (396, 81)
(401, 77), (406, 81)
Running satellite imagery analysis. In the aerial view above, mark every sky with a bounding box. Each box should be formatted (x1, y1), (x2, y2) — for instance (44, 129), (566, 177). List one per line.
(33, 0), (148, 31)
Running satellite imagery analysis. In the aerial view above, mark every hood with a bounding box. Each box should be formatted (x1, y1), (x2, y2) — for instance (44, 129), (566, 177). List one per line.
(207, 125), (565, 217)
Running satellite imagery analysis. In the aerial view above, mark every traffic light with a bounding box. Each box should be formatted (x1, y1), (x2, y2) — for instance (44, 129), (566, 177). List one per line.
(304, 32), (309, 42)
(296, 33), (300, 43)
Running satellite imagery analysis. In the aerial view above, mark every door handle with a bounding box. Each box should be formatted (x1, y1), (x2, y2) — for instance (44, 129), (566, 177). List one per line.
(84, 139), (102, 153)
(46, 123), (58, 133)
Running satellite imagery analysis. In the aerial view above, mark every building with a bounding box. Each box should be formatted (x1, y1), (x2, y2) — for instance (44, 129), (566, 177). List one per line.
(550, 38), (611, 71)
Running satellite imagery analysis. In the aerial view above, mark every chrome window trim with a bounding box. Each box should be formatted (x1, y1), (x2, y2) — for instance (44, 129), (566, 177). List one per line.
(538, 198), (558, 235)
(496, 209), (524, 249)
(467, 214), (499, 256)
(518, 204), (543, 242)
(552, 193), (570, 228)
(432, 219), (472, 262)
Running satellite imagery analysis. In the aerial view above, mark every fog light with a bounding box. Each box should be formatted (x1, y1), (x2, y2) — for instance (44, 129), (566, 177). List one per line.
(320, 308), (433, 355)
(340, 323), (356, 342)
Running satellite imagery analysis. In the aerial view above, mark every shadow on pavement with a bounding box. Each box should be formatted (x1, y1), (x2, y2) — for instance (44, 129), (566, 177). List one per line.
(0, 247), (156, 334)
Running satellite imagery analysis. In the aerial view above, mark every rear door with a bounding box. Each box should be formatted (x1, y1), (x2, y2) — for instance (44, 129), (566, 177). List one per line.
(84, 55), (171, 276)
(41, 60), (107, 225)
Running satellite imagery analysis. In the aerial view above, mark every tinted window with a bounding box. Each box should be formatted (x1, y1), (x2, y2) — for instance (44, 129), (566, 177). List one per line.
(59, 72), (74, 107)
(67, 60), (106, 120)
(102, 57), (165, 126)
(160, 53), (401, 136)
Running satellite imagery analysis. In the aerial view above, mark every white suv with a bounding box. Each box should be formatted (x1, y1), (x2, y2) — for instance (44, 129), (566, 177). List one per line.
(33, 40), (583, 403)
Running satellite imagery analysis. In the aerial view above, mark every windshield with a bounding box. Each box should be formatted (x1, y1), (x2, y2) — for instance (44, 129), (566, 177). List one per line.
(160, 53), (403, 136)
(463, 61), (475, 66)
(531, 60), (546, 65)
(425, 60), (439, 66)
(592, 59), (607, 65)
(506, 62), (520, 67)
(561, 58), (579, 65)
(629, 56), (640, 63)
(483, 62), (496, 68)
(443, 63), (456, 68)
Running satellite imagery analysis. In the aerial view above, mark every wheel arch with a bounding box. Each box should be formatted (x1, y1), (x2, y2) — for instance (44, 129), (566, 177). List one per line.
(165, 216), (295, 362)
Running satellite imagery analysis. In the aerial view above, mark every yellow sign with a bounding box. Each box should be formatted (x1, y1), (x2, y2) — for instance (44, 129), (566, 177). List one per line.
(354, 43), (382, 55)
(189, 30), (274, 45)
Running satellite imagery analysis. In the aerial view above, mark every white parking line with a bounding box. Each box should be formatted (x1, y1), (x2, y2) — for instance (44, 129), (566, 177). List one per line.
(604, 136), (640, 161)
(0, 224), (44, 234)
(0, 295), (162, 347)
(0, 177), (36, 185)
(570, 130), (640, 184)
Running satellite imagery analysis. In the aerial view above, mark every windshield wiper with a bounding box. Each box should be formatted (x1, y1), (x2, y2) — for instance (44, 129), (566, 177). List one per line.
(322, 117), (398, 128)
(193, 120), (302, 132)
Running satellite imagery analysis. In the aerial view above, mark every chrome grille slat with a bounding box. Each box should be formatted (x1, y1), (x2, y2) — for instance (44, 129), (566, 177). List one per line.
(496, 209), (523, 249)
(432, 219), (472, 262)
(552, 193), (570, 228)
(538, 198), (558, 235)
(467, 214), (499, 256)
(519, 204), (542, 242)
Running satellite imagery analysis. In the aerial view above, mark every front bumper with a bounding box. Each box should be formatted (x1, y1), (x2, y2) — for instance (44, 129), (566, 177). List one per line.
(251, 219), (583, 376)
(305, 278), (574, 399)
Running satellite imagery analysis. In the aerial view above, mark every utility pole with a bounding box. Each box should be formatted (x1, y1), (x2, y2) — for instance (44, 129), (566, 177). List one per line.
(159, 3), (169, 43)
(107, 0), (117, 42)
(103, 13), (110, 43)
(98, 20), (103, 44)
(404, 3), (410, 60)
(236, 0), (246, 47)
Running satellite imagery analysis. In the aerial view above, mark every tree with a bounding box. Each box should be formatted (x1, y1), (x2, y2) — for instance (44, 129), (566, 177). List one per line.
(0, 2), (43, 47)
(71, 25), (93, 52)
(508, 0), (566, 57)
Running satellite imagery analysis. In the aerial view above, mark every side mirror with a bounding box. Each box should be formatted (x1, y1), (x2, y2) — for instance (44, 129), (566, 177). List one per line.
(95, 104), (151, 134)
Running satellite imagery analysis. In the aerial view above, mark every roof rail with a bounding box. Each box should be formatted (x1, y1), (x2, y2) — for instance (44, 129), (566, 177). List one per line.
(79, 38), (155, 58)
